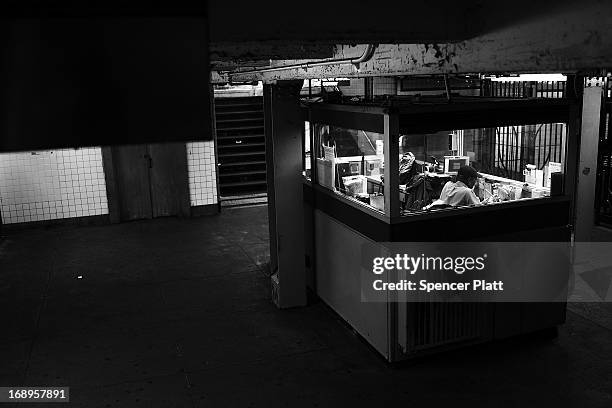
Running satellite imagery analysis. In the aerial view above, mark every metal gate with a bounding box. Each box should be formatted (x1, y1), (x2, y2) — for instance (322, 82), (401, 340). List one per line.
(595, 77), (612, 227)
(478, 79), (567, 181)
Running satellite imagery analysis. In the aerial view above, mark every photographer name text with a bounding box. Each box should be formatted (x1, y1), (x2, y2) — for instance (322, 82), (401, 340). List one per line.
(371, 253), (503, 293)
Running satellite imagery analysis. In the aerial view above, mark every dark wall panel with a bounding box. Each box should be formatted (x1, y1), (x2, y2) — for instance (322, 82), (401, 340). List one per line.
(0, 17), (211, 152)
(148, 142), (191, 218)
(111, 144), (152, 221)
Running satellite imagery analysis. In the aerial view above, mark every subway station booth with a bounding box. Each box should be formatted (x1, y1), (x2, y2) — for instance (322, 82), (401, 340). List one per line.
(264, 84), (596, 362)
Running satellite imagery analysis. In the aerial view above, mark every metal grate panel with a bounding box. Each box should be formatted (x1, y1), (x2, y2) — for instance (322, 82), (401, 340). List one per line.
(409, 302), (484, 351)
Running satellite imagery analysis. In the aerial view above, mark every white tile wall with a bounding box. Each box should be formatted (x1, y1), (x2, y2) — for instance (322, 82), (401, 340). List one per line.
(186, 141), (218, 206)
(0, 148), (109, 224)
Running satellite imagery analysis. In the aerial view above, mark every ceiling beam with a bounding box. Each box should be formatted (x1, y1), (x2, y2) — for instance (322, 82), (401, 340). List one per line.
(208, 0), (480, 43)
(227, 0), (612, 82)
(211, 42), (335, 62)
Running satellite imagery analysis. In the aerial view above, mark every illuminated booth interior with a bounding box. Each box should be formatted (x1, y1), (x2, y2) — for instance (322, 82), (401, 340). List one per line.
(301, 96), (576, 362)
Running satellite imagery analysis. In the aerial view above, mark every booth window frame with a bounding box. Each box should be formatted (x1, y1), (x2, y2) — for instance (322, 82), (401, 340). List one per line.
(306, 97), (578, 226)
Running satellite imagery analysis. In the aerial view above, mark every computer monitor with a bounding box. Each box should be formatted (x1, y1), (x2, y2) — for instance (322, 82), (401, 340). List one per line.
(364, 159), (381, 176)
(336, 162), (362, 190)
(336, 161), (361, 177)
(444, 156), (469, 174)
(336, 162), (352, 178)
(348, 161), (361, 175)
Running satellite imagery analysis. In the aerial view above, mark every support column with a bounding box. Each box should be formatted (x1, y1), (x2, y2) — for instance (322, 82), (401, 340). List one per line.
(264, 80), (307, 308)
(384, 113), (400, 218)
(575, 85), (604, 242)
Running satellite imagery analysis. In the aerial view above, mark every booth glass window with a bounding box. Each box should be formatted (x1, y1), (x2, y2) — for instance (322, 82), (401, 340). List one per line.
(398, 123), (567, 214)
(313, 123), (386, 214)
(303, 121), (312, 180)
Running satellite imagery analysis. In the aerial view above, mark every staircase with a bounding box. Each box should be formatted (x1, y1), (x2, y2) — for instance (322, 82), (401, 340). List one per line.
(215, 96), (267, 206)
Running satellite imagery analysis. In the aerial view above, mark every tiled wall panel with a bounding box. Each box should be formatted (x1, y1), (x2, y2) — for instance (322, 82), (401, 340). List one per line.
(0, 148), (108, 224)
(338, 78), (366, 96)
(373, 77), (397, 96)
(338, 77), (398, 97)
(186, 141), (218, 206)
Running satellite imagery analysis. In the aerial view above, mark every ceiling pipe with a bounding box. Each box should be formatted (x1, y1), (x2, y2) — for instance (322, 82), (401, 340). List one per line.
(227, 44), (377, 79)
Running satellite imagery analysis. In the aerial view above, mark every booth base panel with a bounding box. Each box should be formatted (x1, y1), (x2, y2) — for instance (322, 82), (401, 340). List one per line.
(313, 210), (567, 362)
(314, 210), (493, 362)
(314, 210), (390, 360)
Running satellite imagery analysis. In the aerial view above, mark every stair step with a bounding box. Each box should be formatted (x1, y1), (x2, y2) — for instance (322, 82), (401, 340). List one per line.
(216, 109), (263, 116)
(220, 160), (266, 167)
(218, 150), (265, 155)
(220, 196), (268, 208)
(221, 192), (267, 200)
(216, 125), (264, 132)
(221, 180), (267, 188)
(216, 96), (261, 101)
(215, 101), (263, 108)
(217, 134), (264, 140)
(219, 152), (265, 158)
(217, 143), (264, 150)
(216, 117), (263, 124)
(219, 170), (267, 177)
(218, 142), (265, 148)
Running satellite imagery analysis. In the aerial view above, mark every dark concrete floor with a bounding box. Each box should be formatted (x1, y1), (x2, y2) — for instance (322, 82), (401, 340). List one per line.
(1, 206), (611, 408)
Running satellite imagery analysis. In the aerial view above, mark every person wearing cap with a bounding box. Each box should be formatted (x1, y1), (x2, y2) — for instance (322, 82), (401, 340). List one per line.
(429, 165), (487, 208)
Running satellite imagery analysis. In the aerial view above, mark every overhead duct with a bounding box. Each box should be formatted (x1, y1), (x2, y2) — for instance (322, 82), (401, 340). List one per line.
(227, 44), (377, 80)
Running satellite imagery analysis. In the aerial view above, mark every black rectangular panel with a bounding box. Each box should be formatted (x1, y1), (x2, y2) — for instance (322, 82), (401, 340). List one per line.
(399, 100), (570, 134)
(306, 182), (571, 243)
(389, 199), (571, 242)
(309, 107), (384, 134)
(0, 17), (211, 152)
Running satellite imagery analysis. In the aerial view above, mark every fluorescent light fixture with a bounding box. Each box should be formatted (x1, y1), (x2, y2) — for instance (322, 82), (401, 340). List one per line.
(487, 74), (567, 82)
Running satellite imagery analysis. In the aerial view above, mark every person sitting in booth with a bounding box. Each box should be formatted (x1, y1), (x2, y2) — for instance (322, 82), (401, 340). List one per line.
(399, 152), (417, 185)
(427, 165), (489, 208)
(399, 152), (435, 210)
